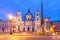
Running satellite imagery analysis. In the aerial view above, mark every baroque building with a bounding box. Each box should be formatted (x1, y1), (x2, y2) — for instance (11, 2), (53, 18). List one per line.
(0, 2), (50, 33)
(24, 9), (34, 32)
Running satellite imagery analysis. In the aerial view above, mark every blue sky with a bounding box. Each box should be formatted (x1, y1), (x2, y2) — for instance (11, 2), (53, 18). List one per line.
(0, 0), (60, 21)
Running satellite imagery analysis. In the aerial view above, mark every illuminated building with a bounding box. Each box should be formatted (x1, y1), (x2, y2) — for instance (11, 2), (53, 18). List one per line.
(52, 21), (60, 32)
(0, 2), (50, 33)
(35, 10), (41, 31)
(24, 8), (34, 32)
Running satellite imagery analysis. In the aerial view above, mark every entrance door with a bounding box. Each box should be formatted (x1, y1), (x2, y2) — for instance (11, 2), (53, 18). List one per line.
(28, 27), (29, 31)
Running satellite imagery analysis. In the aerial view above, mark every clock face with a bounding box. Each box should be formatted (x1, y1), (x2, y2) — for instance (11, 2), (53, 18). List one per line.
(29, 15), (32, 18)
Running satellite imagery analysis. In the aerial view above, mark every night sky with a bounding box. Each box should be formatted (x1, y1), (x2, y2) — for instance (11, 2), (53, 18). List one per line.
(0, 0), (60, 21)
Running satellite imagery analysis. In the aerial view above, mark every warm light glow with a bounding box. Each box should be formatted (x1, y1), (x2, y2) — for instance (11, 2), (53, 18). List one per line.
(22, 33), (27, 35)
(8, 14), (13, 20)
(45, 29), (49, 33)
(52, 33), (56, 35)
(50, 27), (54, 33)
(37, 29), (42, 34)
(50, 23), (55, 33)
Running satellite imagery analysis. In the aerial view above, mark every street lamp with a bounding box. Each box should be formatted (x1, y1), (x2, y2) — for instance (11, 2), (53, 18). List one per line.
(8, 14), (13, 35)
(8, 14), (13, 20)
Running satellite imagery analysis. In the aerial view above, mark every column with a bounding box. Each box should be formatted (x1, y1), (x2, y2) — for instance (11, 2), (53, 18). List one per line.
(29, 26), (32, 31)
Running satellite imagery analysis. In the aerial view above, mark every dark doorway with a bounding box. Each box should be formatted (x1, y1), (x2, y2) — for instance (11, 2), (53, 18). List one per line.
(23, 27), (25, 32)
(32, 27), (34, 32)
(2, 28), (4, 32)
(28, 27), (29, 31)
(18, 26), (20, 30)
(13, 30), (15, 33)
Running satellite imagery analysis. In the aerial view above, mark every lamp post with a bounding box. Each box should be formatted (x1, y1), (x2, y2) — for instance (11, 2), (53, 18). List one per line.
(8, 14), (13, 35)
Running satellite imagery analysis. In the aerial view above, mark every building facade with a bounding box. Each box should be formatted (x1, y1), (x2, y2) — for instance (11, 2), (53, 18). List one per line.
(0, 2), (50, 33)
(0, 9), (50, 33)
(53, 21), (60, 32)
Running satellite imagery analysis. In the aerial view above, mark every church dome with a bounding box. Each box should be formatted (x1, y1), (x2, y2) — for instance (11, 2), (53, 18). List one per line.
(25, 8), (33, 21)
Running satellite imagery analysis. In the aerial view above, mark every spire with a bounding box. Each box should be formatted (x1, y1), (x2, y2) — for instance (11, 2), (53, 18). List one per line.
(27, 8), (31, 15)
(28, 8), (30, 13)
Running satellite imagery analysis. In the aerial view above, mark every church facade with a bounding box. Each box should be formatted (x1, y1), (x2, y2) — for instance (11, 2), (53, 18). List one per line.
(1, 8), (50, 33)
(0, 2), (50, 33)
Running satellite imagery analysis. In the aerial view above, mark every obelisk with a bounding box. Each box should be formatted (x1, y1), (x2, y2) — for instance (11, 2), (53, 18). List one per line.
(41, 2), (44, 32)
